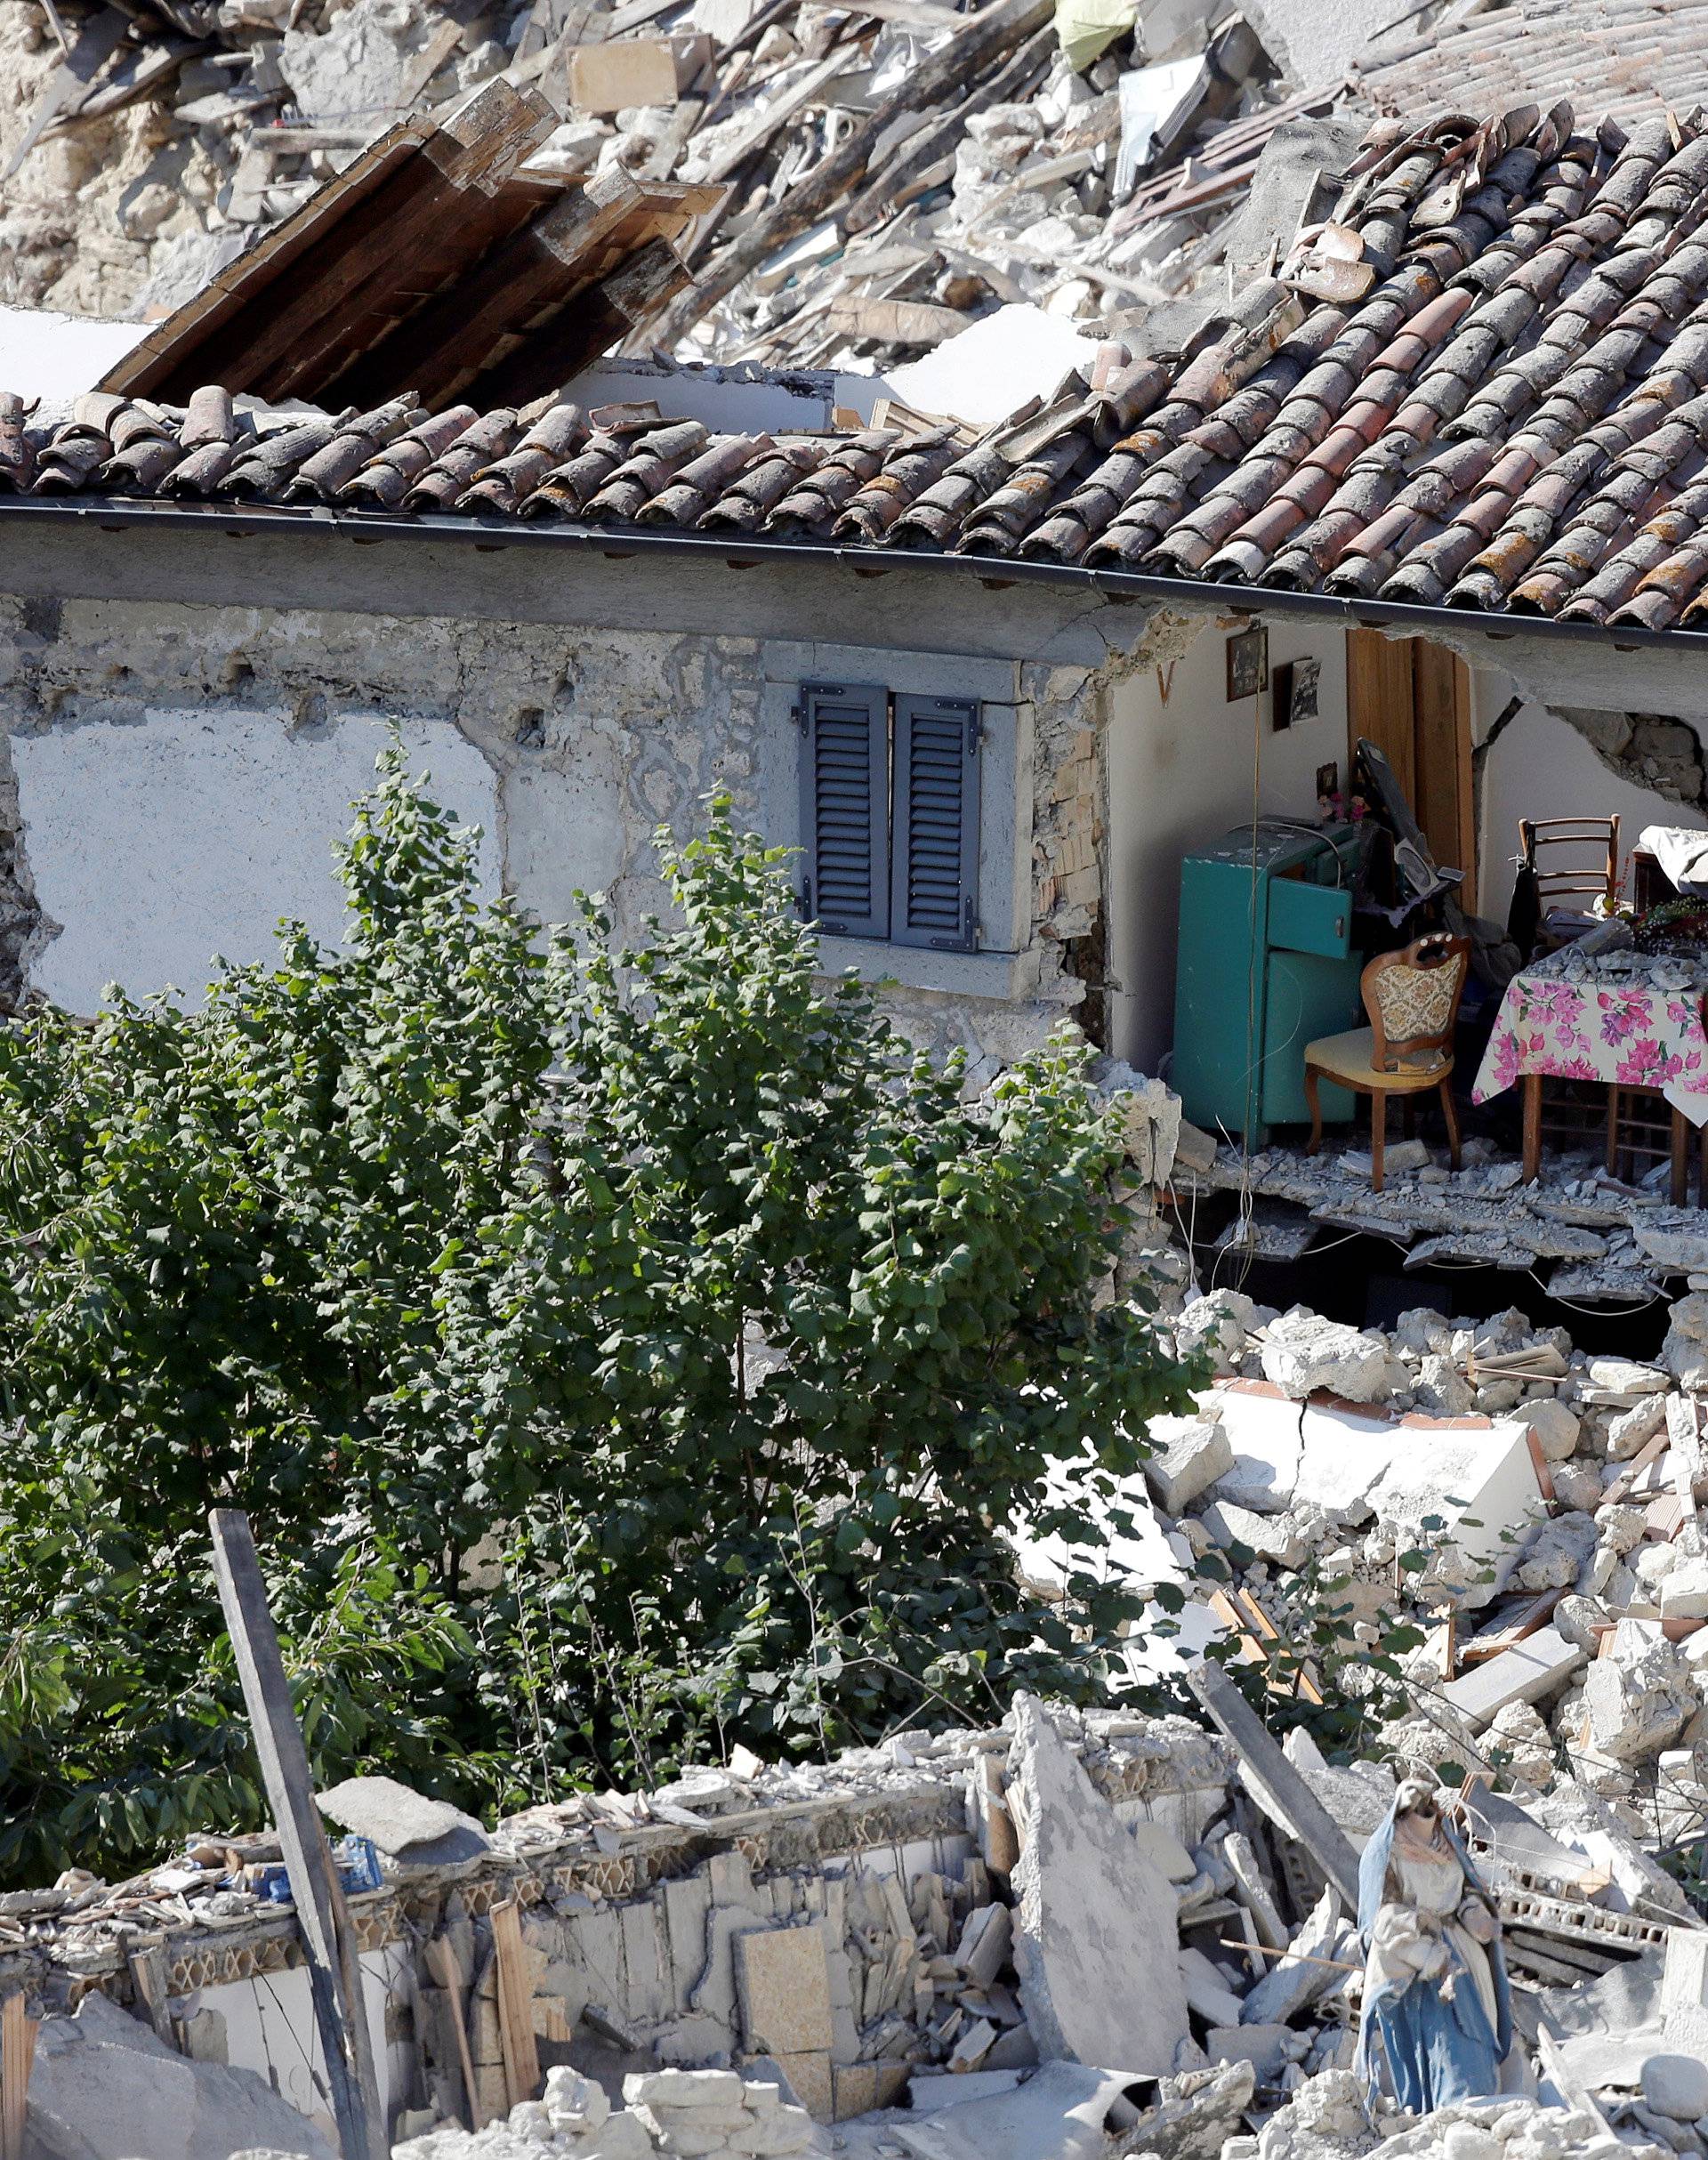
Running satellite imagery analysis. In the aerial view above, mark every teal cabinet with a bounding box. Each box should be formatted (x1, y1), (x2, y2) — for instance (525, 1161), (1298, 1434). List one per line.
(1172, 823), (1365, 1147)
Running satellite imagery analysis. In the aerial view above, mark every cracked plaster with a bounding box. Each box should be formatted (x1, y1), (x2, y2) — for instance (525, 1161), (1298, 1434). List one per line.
(0, 596), (1107, 1071)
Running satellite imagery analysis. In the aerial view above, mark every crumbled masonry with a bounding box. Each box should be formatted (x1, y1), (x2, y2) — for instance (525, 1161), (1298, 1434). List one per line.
(4, 1078), (1707, 2156)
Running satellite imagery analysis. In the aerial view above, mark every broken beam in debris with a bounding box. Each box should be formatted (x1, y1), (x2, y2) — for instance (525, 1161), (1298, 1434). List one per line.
(843, 20), (1053, 234)
(424, 1933), (487, 2130)
(490, 1898), (542, 2108)
(208, 1508), (388, 2160)
(1186, 1663), (1361, 1908)
(648, 0), (1053, 343)
(0, 1994), (37, 2160)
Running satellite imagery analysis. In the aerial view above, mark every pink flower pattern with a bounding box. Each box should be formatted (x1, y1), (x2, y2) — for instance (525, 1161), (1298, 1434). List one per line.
(1472, 977), (1708, 1107)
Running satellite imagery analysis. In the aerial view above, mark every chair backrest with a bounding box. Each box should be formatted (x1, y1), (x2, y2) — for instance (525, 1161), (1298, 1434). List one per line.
(1362, 935), (1470, 1070)
(1518, 814), (1621, 914)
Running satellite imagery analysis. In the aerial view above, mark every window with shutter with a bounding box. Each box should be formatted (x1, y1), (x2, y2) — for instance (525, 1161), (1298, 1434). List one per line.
(890, 694), (980, 952)
(799, 681), (890, 939)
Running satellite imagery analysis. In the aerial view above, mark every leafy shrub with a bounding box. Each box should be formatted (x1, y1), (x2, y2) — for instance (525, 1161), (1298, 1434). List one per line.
(0, 752), (1192, 1883)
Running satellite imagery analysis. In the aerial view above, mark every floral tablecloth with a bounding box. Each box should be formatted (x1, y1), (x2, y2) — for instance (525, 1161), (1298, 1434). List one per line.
(1472, 965), (1708, 1121)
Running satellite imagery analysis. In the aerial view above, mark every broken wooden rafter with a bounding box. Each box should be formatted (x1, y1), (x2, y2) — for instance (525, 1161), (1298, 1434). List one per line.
(647, 0), (1056, 346)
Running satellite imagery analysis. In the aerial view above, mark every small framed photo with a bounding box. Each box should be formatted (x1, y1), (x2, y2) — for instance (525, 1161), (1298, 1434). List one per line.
(1271, 654), (1321, 732)
(1226, 625), (1269, 702)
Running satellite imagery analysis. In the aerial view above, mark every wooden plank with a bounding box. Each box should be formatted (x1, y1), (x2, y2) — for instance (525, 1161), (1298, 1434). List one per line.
(425, 1934), (487, 2129)
(208, 1510), (387, 2160)
(1346, 626), (1416, 809)
(823, 296), (970, 345)
(490, 1898), (542, 2108)
(700, 44), (865, 182)
(1186, 1663), (1362, 1906)
(649, 0), (1055, 343)
(114, 82), (556, 400)
(843, 20), (1052, 235)
(0, 1993), (37, 2160)
(1413, 640), (1476, 906)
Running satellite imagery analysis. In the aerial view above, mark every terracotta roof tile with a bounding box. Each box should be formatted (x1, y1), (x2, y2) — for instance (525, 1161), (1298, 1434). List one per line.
(20, 107), (1708, 637)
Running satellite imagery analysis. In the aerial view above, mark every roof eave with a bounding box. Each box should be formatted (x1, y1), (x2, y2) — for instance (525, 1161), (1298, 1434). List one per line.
(0, 493), (1699, 660)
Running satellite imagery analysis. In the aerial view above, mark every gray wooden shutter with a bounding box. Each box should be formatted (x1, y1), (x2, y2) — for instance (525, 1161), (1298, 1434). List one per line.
(799, 681), (890, 939)
(890, 694), (981, 951)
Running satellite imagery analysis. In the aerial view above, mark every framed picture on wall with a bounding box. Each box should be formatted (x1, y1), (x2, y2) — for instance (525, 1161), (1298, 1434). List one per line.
(1225, 625), (1269, 701)
(1271, 655), (1321, 732)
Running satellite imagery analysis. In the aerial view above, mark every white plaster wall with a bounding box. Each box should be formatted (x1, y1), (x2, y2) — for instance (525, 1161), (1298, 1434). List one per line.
(1471, 672), (1708, 926)
(199, 1944), (412, 2140)
(14, 711), (499, 1013)
(1105, 616), (1347, 1073)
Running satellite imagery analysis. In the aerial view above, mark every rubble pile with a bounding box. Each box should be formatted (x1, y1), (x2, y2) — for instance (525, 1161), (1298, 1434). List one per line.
(0, 0), (1357, 369)
(4, 1663), (1703, 2157)
(1173, 1127), (1708, 1306)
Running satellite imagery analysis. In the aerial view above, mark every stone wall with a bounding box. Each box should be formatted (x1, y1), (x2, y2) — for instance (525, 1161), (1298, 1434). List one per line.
(0, 591), (1116, 1068)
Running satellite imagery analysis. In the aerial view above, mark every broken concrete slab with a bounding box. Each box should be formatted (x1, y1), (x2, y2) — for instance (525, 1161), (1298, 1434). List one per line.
(1144, 1413), (1234, 1515)
(889, 2059), (1150, 2160)
(316, 1773), (491, 1868)
(26, 1990), (336, 2160)
(1260, 1309), (1397, 1402)
(1240, 1888), (1349, 2027)
(1439, 1626), (1586, 1731)
(1006, 1692), (1190, 2073)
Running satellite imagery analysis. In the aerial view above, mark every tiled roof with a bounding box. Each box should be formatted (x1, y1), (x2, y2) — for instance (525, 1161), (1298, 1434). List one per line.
(1360, 0), (1708, 135)
(16, 106), (1708, 634)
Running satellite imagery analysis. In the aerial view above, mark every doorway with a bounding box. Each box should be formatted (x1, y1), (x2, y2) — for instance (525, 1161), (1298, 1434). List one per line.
(1346, 630), (1476, 907)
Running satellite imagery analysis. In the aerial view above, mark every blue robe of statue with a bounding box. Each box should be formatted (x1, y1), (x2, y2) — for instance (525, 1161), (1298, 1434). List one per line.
(1355, 1795), (1512, 2115)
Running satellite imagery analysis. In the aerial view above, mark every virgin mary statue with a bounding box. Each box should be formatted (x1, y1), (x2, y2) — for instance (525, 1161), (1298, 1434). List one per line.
(1356, 1777), (1513, 2115)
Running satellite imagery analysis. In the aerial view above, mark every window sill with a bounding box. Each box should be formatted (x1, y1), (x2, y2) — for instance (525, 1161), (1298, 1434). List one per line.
(812, 936), (1040, 1002)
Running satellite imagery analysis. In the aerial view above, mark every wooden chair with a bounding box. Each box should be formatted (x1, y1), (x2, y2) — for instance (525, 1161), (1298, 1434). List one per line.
(1304, 935), (1470, 1191)
(1517, 814), (1620, 953)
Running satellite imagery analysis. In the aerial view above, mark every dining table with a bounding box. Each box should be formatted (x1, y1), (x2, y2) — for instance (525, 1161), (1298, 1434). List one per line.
(1471, 944), (1708, 1181)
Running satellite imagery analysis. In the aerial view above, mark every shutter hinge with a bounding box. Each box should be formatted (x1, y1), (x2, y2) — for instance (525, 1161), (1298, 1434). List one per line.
(798, 874), (813, 920)
(794, 703), (809, 737)
(966, 706), (981, 754)
(963, 892), (977, 947)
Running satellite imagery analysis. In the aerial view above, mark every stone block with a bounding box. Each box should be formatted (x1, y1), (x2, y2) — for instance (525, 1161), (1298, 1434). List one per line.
(1511, 1398), (1581, 1462)
(1007, 1692), (1189, 2074)
(625, 2069), (746, 2108)
(769, 2048), (834, 2124)
(735, 1924), (834, 2056)
(1143, 1414), (1234, 1515)
(622, 1897), (668, 2022)
(1179, 1946), (1245, 2027)
(1662, 1926), (1708, 2058)
(1658, 1553), (1708, 1618)
(1201, 1501), (1306, 1569)
(831, 2063), (881, 2120)
(1260, 1309), (1394, 1402)
(21, 1979), (332, 2160)
(1206, 2023), (1302, 2082)
(663, 1873), (713, 2008)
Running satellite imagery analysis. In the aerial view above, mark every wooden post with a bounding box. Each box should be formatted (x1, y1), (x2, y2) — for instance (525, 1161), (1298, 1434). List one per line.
(1522, 1071), (1543, 1183)
(208, 1510), (388, 2160)
(0, 1991), (37, 2160)
(1187, 1663), (1362, 1909)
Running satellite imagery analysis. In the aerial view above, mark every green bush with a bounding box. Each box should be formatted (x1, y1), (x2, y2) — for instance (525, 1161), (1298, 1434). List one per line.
(0, 752), (1193, 1883)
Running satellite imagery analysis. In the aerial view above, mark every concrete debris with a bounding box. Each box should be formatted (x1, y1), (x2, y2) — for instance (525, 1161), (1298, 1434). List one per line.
(0, 0), (1359, 387)
(25, 1988), (335, 2160)
(1005, 1691), (1191, 2072)
(4, 1106), (1708, 2160)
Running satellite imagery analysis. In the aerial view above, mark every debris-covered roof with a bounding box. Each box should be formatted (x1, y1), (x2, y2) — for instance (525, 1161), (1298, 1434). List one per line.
(19, 106), (1708, 637)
